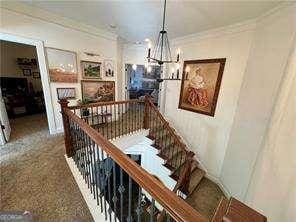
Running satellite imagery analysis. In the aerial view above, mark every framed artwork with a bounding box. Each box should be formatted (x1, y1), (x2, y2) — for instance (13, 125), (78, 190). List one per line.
(81, 61), (102, 79)
(81, 80), (115, 102)
(179, 58), (226, 116)
(22, 69), (31, 76)
(32, 72), (40, 79)
(104, 59), (114, 77)
(45, 47), (78, 83)
(56, 88), (76, 100)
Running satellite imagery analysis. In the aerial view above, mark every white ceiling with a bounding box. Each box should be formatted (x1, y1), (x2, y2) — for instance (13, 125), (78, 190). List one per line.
(23, 1), (282, 43)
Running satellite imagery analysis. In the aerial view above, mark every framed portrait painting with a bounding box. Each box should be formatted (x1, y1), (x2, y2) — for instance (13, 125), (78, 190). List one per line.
(178, 58), (226, 116)
(81, 61), (102, 79)
(45, 47), (78, 83)
(81, 80), (115, 102)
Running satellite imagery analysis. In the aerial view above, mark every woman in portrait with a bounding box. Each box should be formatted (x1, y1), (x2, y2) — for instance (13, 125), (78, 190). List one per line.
(187, 67), (209, 107)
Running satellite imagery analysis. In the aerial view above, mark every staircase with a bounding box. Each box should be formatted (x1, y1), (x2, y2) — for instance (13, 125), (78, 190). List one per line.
(60, 97), (267, 222)
(148, 122), (225, 221)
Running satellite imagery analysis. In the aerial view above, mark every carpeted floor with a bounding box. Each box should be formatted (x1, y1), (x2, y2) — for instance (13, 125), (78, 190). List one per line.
(0, 114), (93, 222)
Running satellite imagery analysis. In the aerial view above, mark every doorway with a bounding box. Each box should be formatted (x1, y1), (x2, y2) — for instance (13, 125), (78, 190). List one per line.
(0, 40), (48, 145)
(125, 64), (161, 106)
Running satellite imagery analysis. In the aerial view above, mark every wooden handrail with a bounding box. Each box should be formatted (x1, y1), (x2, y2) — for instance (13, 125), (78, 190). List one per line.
(64, 107), (206, 222)
(68, 99), (142, 110)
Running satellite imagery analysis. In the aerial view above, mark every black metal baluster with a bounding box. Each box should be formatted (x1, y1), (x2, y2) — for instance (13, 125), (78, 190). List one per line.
(89, 139), (96, 197)
(91, 106), (94, 126)
(81, 131), (87, 181)
(106, 105), (109, 140)
(92, 142), (99, 204)
(149, 199), (155, 222)
(136, 186), (142, 222)
(127, 176), (132, 222)
(112, 160), (117, 221)
(101, 149), (108, 220)
(86, 135), (92, 190)
(121, 103), (124, 136)
(107, 155), (112, 222)
(114, 104), (117, 139)
(77, 126), (82, 173)
(136, 102), (139, 130)
(97, 145), (103, 212)
(118, 168), (124, 222)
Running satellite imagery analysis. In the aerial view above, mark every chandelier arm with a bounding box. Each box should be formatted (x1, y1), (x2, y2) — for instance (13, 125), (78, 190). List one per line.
(152, 32), (161, 59)
(162, 0), (167, 31)
(160, 32), (164, 61)
(165, 33), (172, 62)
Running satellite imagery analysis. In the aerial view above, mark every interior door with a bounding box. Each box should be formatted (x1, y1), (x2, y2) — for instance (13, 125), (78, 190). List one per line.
(0, 89), (11, 145)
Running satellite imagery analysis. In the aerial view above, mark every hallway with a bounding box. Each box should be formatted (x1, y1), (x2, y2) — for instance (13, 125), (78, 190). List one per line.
(0, 114), (93, 221)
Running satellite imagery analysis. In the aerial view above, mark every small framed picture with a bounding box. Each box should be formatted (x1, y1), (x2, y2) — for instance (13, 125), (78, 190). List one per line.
(104, 59), (114, 77)
(32, 72), (40, 78)
(22, 69), (31, 76)
(81, 61), (102, 79)
(56, 88), (76, 100)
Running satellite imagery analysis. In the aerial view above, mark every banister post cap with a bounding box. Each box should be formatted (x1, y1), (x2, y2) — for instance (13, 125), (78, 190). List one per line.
(59, 98), (69, 107)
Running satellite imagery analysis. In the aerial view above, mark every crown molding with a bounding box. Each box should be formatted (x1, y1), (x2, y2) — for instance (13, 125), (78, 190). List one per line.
(171, 2), (296, 46)
(171, 19), (257, 46)
(1, 1), (118, 41)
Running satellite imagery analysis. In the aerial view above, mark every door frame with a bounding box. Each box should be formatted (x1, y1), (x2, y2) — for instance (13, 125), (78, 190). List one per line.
(123, 63), (165, 111)
(0, 33), (56, 134)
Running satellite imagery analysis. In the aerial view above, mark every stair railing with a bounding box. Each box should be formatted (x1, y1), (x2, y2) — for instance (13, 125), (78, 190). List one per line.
(143, 96), (196, 189)
(68, 99), (144, 140)
(59, 99), (206, 222)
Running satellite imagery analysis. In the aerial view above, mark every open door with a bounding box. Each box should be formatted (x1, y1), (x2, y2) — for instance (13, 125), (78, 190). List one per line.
(0, 89), (11, 145)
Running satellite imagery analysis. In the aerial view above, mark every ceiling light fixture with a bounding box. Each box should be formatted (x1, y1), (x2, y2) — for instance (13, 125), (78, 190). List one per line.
(146, 0), (181, 82)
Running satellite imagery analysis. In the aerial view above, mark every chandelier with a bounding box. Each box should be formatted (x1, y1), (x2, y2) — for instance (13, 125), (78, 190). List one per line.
(147, 0), (181, 82)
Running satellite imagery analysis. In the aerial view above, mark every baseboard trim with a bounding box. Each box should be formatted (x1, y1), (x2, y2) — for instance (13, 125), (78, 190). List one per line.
(205, 173), (231, 199)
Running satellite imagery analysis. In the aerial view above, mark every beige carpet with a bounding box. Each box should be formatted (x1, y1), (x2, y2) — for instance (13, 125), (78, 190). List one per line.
(0, 114), (93, 222)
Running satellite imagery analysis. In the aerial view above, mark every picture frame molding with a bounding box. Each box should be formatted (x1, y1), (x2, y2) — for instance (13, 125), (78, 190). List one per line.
(178, 58), (226, 117)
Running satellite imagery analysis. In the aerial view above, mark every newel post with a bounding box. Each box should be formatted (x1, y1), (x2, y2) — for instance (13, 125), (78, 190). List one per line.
(59, 99), (74, 157)
(143, 95), (150, 129)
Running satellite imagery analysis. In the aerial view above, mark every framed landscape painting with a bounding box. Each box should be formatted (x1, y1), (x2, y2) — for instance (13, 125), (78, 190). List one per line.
(81, 61), (102, 79)
(179, 58), (226, 116)
(81, 80), (115, 102)
(56, 88), (76, 100)
(46, 47), (78, 83)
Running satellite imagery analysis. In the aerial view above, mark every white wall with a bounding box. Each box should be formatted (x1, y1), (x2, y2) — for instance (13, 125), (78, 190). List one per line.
(121, 44), (147, 99)
(244, 39), (296, 222)
(163, 24), (254, 178)
(0, 5), (118, 133)
(220, 4), (296, 200)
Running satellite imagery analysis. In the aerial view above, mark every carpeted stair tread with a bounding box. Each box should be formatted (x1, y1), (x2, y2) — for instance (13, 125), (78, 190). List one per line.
(170, 158), (197, 179)
(188, 167), (206, 194)
(186, 178), (225, 221)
